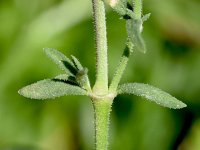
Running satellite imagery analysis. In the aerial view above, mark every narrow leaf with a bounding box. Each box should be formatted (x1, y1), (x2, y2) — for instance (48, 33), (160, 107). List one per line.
(71, 55), (91, 91)
(54, 74), (69, 81)
(142, 13), (151, 22)
(44, 48), (76, 75)
(71, 55), (83, 70)
(126, 19), (146, 53)
(18, 79), (87, 99)
(118, 83), (187, 109)
(76, 68), (91, 91)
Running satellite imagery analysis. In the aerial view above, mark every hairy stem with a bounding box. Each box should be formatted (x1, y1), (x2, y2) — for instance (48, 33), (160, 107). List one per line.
(134, 0), (142, 19)
(92, 98), (113, 150)
(92, 0), (108, 94)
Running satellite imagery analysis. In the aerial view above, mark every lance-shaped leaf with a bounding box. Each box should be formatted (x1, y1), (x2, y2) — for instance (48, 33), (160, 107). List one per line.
(118, 83), (187, 109)
(70, 55), (91, 91)
(44, 48), (77, 76)
(71, 55), (83, 71)
(18, 79), (87, 100)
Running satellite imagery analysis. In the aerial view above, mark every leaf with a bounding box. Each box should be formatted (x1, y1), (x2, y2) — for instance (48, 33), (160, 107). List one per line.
(118, 83), (187, 109)
(44, 48), (77, 75)
(53, 74), (79, 86)
(54, 74), (69, 81)
(70, 55), (91, 91)
(76, 68), (91, 90)
(142, 13), (151, 22)
(18, 79), (87, 99)
(71, 55), (83, 70)
(126, 19), (146, 53)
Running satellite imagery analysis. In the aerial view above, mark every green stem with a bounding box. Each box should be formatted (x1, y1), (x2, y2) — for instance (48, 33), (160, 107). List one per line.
(92, 0), (108, 94)
(92, 98), (113, 150)
(109, 43), (133, 93)
(134, 0), (142, 19)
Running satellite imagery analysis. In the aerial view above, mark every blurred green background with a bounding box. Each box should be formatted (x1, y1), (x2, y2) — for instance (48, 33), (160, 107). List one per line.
(0, 0), (200, 149)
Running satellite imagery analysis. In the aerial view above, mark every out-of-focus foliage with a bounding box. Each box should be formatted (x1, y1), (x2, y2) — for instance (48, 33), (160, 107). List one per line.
(0, 0), (199, 150)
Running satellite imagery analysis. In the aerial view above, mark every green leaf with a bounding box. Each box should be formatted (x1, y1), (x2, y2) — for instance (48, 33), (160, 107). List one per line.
(44, 48), (77, 75)
(118, 83), (187, 109)
(18, 79), (87, 99)
(142, 13), (151, 22)
(71, 55), (83, 70)
(54, 74), (69, 81)
(53, 74), (79, 86)
(76, 68), (91, 91)
(126, 19), (146, 53)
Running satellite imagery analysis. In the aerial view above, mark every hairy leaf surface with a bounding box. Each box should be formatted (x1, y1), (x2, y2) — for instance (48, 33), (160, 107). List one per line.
(71, 55), (83, 70)
(54, 74), (69, 81)
(18, 79), (87, 99)
(118, 83), (187, 109)
(44, 48), (76, 75)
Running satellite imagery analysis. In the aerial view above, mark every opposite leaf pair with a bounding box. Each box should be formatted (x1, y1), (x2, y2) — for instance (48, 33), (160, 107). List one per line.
(18, 48), (91, 99)
(19, 48), (186, 109)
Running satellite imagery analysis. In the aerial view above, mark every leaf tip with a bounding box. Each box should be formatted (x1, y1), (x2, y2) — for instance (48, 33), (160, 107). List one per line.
(43, 47), (51, 55)
(18, 87), (29, 98)
(18, 88), (23, 95)
(174, 101), (187, 109)
(142, 13), (151, 22)
(43, 47), (48, 51)
(18, 85), (42, 100)
(141, 48), (147, 54)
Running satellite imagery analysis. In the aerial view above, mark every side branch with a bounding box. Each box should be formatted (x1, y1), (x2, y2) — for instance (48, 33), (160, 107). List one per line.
(109, 41), (133, 93)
